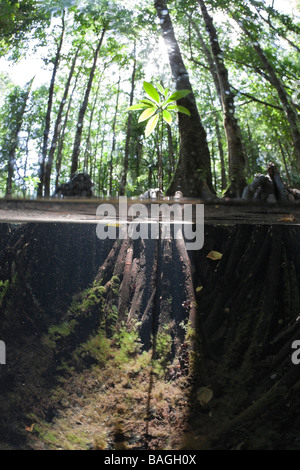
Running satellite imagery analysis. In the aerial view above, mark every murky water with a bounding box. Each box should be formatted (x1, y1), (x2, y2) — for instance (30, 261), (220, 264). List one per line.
(0, 203), (300, 450)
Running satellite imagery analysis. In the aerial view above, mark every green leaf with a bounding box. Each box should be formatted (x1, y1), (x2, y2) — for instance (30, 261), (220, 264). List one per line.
(163, 110), (172, 125)
(143, 81), (160, 104)
(167, 104), (191, 116)
(156, 83), (165, 95)
(127, 103), (149, 111)
(145, 114), (159, 137)
(167, 89), (192, 103)
(138, 107), (157, 123)
(140, 99), (157, 108)
(167, 105), (180, 111)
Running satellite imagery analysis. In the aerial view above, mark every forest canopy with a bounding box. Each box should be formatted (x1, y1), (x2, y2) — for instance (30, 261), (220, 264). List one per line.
(0, 0), (299, 198)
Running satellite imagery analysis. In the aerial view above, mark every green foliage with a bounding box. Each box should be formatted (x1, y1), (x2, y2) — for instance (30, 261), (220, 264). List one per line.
(152, 325), (173, 377)
(47, 319), (77, 346)
(128, 81), (191, 137)
(76, 330), (112, 365)
(0, 0), (50, 56)
(0, 0), (299, 196)
(0, 279), (10, 307)
(113, 321), (142, 363)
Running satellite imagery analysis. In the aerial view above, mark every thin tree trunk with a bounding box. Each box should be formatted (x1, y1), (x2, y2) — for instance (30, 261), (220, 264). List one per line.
(157, 116), (164, 192)
(154, 0), (214, 198)
(214, 115), (227, 191)
(239, 22), (300, 172)
(91, 108), (104, 195)
(70, 28), (106, 178)
(252, 1), (300, 54)
(83, 76), (102, 174)
(135, 136), (143, 184)
(120, 43), (137, 196)
(211, 141), (217, 190)
(5, 79), (33, 197)
(44, 46), (79, 197)
(22, 124), (31, 197)
(198, 0), (246, 197)
(37, 12), (65, 197)
(109, 77), (121, 196)
(55, 68), (80, 190)
(167, 124), (175, 183)
(277, 134), (291, 186)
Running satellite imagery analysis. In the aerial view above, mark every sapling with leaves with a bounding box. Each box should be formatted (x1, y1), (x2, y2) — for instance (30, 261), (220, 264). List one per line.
(128, 81), (191, 192)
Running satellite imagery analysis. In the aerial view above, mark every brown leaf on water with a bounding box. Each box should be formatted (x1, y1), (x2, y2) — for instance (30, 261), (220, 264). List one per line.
(206, 250), (223, 260)
(25, 423), (36, 432)
(197, 387), (213, 407)
(278, 215), (296, 222)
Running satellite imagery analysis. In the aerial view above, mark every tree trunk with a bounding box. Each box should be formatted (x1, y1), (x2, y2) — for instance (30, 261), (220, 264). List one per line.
(198, 0), (247, 197)
(120, 43), (137, 196)
(189, 16), (222, 100)
(83, 76), (102, 174)
(55, 66), (81, 190)
(97, 109), (108, 196)
(215, 115), (227, 191)
(37, 12), (65, 198)
(240, 23), (300, 172)
(109, 76), (121, 196)
(277, 134), (291, 186)
(70, 28), (106, 178)
(44, 46), (79, 197)
(5, 82), (33, 197)
(167, 124), (175, 183)
(154, 0), (214, 198)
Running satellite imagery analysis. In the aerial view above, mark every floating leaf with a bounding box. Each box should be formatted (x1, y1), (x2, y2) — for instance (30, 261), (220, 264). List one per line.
(196, 286), (203, 293)
(197, 387), (213, 407)
(25, 423), (36, 432)
(138, 107), (157, 123)
(143, 81), (160, 104)
(145, 114), (159, 137)
(206, 250), (223, 260)
(278, 215), (296, 222)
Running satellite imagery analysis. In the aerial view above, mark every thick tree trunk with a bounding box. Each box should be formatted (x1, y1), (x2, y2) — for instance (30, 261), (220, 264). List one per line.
(154, 0), (214, 198)
(37, 13), (65, 198)
(70, 28), (105, 178)
(198, 0), (247, 197)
